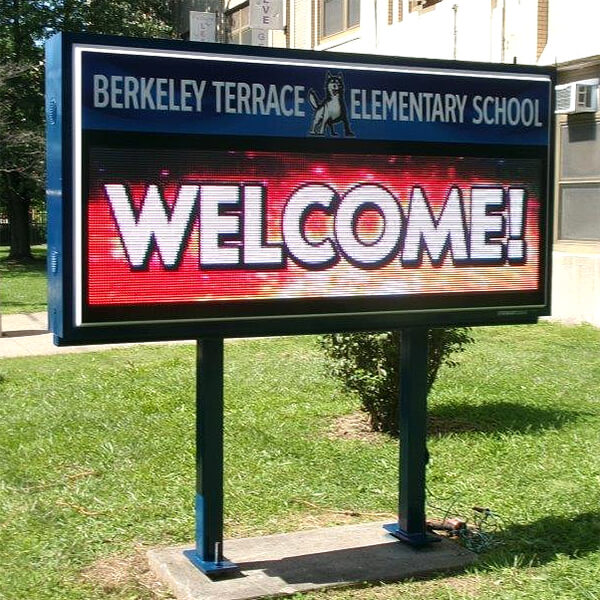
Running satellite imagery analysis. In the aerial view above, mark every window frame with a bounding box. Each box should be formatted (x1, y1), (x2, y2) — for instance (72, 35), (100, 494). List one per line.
(318, 0), (360, 42)
(226, 1), (251, 46)
(409, 0), (443, 13)
(555, 114), (600, 247)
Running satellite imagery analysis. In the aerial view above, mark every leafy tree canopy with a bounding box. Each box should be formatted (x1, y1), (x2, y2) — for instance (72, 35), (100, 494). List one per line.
(0, 0), (177, 258)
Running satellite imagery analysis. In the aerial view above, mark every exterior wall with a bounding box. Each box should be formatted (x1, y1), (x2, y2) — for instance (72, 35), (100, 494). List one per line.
(291, 0), (600, 67)
(551, 59), (600, 326)
(243, 0), (600, 64)
(374, 0), (505, 62)
(290, 0), (313, 50)
(540, 0), (600, 65)
(552, 251), (600, 326)
(307, 0), (542, 64)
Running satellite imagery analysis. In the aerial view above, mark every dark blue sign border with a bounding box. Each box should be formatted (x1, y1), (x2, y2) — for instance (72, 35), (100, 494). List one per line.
(46, 32), (555, 345)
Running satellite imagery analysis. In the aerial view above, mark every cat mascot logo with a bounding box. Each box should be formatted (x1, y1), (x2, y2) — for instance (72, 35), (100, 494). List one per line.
(308, 72), (354, 137)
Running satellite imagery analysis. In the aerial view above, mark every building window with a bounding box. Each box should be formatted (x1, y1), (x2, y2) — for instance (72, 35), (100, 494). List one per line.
(557, 119), (600, 242)
(320, 0), (360, 39)
(228, 2), (251, 45)
(559, 184), (600, 241)
(409, 0), (442, 12)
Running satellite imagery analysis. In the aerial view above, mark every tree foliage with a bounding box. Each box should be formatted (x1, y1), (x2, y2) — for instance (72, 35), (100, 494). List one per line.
(0, 64), (44, 183)
(319, 328), (474, 435)
(0, 0), (177, 259)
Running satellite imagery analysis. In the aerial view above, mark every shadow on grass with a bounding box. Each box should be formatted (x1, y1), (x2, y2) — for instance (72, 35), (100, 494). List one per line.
(428, 402), (585, 436)
(0, 257), (46, 276)
(0, 301), (46, 309)
(485, 511), (600, 567)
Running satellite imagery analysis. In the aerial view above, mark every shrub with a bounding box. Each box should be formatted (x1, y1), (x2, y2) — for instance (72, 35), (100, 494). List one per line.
(319, 328), (473, 435)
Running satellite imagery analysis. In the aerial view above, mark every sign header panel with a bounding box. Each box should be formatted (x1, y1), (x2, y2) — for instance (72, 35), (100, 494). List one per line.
(81, 47), (550, 145)
(46, 34), (554, 344)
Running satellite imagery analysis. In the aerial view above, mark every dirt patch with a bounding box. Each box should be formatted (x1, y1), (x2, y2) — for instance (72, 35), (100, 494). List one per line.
(330, 411), (482, 441)
(81, 545), (173, 598)
(286, 510), (367, 531)
(428, 414), (480, 436)
(328, 412), (386, 442)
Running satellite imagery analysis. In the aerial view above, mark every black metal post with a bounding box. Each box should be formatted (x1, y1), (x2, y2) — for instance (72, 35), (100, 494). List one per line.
(184, 338), (238, 575)
(384, 328), (439, 546)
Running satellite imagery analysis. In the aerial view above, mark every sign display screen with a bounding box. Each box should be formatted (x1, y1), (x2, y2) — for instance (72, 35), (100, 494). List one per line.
(46, 34), (555, 343)
(85, 142), (543, 320)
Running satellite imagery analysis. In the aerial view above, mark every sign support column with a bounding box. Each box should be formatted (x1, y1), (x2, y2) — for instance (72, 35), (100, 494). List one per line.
(184, 338), (238, 575)
(385, 328), (440, 546)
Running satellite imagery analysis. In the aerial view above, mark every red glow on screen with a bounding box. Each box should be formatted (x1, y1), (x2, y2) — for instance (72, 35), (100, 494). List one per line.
(85, 150), (543, 308)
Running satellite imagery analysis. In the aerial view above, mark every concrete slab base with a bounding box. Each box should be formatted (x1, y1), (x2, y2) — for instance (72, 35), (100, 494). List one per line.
(147, 521), (477, 600)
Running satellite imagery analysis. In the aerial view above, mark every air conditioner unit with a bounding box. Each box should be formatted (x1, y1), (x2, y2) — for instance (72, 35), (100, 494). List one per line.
(555, 80), (599, 114)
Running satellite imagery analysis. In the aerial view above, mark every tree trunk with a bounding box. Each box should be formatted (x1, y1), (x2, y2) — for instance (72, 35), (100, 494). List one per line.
(7, 186), (32, 261)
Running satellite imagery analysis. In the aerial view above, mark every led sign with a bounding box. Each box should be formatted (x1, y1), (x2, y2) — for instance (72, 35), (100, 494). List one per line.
(46, 33), (555, 344)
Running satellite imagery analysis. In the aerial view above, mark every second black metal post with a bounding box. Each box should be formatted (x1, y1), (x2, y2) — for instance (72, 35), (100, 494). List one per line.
(385, 327), (439, 545)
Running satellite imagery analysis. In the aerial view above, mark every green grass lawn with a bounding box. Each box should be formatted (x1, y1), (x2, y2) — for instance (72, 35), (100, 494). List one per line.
(0, 245), (47, 314)
(1, 323), (599, 599)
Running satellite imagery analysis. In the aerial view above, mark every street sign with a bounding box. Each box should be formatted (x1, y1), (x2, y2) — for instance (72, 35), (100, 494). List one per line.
(189, 11), (216, 43)
(249, 0), (284, 30)
(252, 28), (268, 46)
